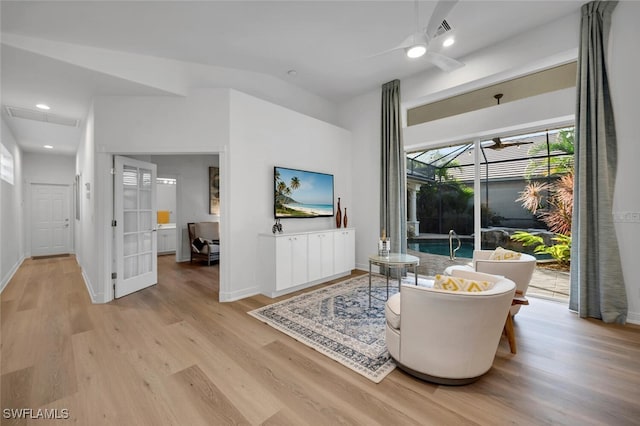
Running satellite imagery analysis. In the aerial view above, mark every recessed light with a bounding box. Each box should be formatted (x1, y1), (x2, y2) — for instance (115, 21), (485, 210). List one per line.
(443, 37), (455, 48)
(44, 145), (54, 149)
(36, 104), (50, 110)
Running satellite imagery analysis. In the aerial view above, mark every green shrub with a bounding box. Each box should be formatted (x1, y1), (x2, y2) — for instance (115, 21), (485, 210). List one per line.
(510, 231), (571, 265)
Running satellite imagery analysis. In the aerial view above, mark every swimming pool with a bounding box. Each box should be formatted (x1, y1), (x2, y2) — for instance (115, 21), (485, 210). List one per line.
(408, 240), (551, 260)
(408, 240), (474, 259)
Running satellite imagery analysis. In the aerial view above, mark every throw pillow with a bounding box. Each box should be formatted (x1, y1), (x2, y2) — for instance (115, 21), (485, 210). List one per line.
(192, 237), (206, 252)
(433, 274), (494, 292)
(489, 246), (522, 261)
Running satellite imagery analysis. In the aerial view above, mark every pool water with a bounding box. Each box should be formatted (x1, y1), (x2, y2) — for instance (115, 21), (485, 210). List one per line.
(408, 240), (552, 261)
(408, 241), (474, 259)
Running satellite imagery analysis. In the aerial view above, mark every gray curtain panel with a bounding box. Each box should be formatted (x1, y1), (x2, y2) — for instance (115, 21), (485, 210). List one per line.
(570, 1), (627, 324)
(380, 79), (407, 255)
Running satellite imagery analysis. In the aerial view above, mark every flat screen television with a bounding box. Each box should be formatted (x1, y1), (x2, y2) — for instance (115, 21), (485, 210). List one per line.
(274, 166), (334, 218)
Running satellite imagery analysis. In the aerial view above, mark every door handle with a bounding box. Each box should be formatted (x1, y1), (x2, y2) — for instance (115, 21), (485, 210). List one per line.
(64, 224), (69, 228)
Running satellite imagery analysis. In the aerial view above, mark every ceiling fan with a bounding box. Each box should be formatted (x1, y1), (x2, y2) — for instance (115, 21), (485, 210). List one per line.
(484, 137), (534, 151)
(373, 0), (464, 72)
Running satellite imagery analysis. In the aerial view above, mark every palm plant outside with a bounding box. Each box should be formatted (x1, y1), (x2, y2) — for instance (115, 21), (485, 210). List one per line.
(512, 128), (574, 266)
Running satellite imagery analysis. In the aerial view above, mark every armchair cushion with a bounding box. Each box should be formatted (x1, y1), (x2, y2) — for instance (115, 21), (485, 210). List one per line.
(385, 293), (401, 330)
(489, 246), (522, 261)
(433, 274), (494, 292)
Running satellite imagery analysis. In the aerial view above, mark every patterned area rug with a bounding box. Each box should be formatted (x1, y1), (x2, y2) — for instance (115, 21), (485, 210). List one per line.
(248, 274), (405, 383)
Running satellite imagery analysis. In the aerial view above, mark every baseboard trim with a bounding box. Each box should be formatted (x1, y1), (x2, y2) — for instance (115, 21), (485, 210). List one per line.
(219, 286), (260, 302)
(627, 311), (640, 325)
(0, 256), (25, 294)
(81, 268), (102, 304)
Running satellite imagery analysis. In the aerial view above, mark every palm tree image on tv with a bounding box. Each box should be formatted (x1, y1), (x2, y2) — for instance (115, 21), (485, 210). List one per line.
(274, 167), (334, 218)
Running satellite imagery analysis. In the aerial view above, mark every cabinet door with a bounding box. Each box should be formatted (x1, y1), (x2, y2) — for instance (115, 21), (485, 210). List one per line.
(290, 234), (308, 287)
(320, 232), (335, 277)
(165, 229), (176, 252)
(334, 230), (355, 273)
(158, 229), (167, 252)
(275, 234), (308, 291)
(308, 232), (334, 282)
(157, 229), (176, 253)
(275, 237), (293, 290)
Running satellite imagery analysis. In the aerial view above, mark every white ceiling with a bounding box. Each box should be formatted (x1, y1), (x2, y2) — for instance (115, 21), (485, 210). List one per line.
(0, 1), (584, 154)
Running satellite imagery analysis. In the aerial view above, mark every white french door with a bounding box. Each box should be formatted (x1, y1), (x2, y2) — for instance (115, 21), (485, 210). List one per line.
(30, 184), (71, 256)
(114, 156), (158, 298)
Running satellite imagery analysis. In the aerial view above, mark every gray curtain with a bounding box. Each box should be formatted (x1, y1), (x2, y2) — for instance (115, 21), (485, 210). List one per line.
(570, 1), (627, 324)
(380, 79), (407, 255)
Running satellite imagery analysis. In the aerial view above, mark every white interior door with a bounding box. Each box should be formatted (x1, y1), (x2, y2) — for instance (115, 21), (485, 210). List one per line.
(30, 184), (71, 256)
(114, 156), (157, 298)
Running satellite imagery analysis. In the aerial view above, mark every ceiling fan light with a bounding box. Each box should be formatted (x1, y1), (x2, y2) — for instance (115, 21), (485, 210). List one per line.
(406, 44), (427, 59)
(443, 37), (455, 47)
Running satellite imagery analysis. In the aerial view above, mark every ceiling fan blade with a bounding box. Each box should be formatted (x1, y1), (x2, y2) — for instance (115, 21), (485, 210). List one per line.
(425, 51), (464, 72)
(365, 32), (423, 59)
(425, 0), (459, 40)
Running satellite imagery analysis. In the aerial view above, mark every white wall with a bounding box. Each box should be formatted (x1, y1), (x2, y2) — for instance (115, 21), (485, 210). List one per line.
(609, 1), (640, 324)
(338, 90), (380, 271)
(75, 104), (100, 302)
(404, 88), (575, 150)
(0, 117), (24, 292)
(94, 89), (230, 154)
(226, 90), (352, 301)
(22, 152), (75, 184)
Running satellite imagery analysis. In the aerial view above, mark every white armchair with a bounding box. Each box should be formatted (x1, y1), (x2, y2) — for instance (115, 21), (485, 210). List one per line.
(385, 269), (516, 385)
(445, 249), (536, 315)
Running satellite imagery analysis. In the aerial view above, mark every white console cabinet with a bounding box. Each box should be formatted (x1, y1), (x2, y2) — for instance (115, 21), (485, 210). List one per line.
(158, 227), (176, 254)
(259, 228), (355, 298)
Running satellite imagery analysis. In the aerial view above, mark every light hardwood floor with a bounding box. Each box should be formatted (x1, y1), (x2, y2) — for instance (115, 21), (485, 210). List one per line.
(1, 255), (639, 425)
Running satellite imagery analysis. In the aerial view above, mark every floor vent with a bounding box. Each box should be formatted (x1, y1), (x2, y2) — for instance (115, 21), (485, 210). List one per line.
(5, 106), (80, 128)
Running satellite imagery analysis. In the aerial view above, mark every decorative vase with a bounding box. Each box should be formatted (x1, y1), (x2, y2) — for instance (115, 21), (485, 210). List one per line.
(343, 208), (348, 228)
(272, 219), (283, 234)
(335, 197), (342, 228)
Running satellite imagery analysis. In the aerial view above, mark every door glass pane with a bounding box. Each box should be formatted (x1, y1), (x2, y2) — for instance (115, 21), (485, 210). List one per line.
(140, 231), (152, 252)
(123, 167), (138, 187)
(140, 190), (151, 209)
(124, 212), (138, 233)
(124, 256), (138, 279)
(123, 188), (137, 210)
(139, 253), (152, 274)
(124, 234), (137, 256)
(140, 169), (152, 188)
(140, 211), (152, 231)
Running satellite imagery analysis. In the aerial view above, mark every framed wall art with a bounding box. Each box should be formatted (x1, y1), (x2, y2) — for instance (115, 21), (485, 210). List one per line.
(209, 167), (220, 215)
